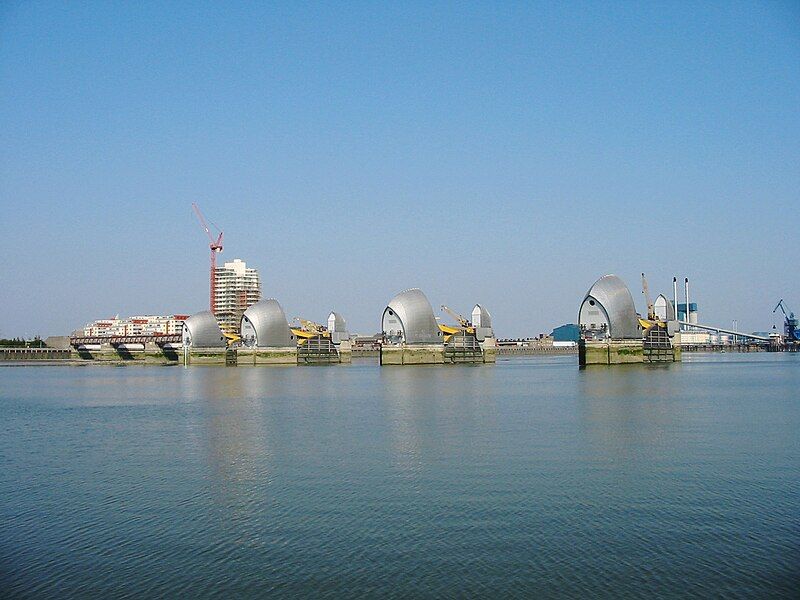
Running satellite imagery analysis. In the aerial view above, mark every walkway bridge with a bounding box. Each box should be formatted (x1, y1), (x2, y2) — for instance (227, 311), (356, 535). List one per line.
(70, 334), (182, 347)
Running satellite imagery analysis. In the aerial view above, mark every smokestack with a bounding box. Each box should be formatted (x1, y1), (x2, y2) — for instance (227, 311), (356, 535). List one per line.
(673, 277), (678, 321)
(684, 278), (690, 327)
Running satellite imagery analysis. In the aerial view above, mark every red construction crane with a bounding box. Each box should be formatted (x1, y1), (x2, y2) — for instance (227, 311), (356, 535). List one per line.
(192, 203), (224, 314)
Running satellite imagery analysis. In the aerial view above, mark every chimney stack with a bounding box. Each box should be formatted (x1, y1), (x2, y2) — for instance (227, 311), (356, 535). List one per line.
(684, 278), (690, 326)
(673, 277), (678, 321)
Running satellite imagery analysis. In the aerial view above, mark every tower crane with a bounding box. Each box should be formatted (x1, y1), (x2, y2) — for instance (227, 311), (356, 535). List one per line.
(192, 203), (224, 314)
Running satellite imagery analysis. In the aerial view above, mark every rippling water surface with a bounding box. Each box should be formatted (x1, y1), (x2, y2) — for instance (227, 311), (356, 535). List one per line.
(1, 353), (798, 598)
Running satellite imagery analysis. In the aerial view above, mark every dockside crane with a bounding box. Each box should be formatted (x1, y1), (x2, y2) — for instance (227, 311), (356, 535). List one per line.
(192, 203), (224, 315)
(773, 299), (799, 343)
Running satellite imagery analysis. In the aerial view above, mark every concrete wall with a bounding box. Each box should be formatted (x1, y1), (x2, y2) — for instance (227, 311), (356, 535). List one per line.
(337, 341), (352, 364)
(672, 333), (682, 361)
(579, 339), (644, 365)
(481, 338), (497, 363)
(1, 348), (71, 360)
(381, 345), (445, 365)
(579, 338), (683, 365)
(183, 348), (228, 365)
(238, 347), (298, 365)
(608, 340), (644, 364)
(44, 336), (71, 350)
(381, 340), (498, 365)
(70, 342), (180, 364)
(68, 343), (349, 366)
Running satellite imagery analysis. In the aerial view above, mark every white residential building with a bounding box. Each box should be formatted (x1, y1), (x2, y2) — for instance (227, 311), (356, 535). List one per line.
(214, 258), (261, 333)
(82, 315), (189, 337)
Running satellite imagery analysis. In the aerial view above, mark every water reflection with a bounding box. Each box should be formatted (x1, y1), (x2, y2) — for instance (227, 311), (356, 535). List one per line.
(576, 364), (683, 463)
(181, 369), (275, 548)
(380, 365), (500, 479)
(3, 355), (797, 598)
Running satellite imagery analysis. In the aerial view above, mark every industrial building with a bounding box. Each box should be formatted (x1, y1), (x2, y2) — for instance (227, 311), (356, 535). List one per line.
(677, 303), (698, 324)
(551, 324), (580, 342)
(214, 259), (261, 334)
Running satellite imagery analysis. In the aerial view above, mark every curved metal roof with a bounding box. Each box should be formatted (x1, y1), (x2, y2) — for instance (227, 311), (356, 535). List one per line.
(183, 311), (226, 348)
(327, 311), (347, 333)
(382, 288), (441, 345)
(241, 299), (294, 347)
(472, 304), (492, 329)
(579, 275), (641, 339)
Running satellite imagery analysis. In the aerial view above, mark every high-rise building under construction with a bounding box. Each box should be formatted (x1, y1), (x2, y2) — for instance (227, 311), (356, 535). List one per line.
(214, 259), (261, 333)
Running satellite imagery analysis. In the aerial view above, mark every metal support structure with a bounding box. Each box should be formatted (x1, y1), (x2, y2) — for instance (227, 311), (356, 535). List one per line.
(677, 321), (769, 342)
(643, 326), (674, 363)
(444, 332), (483, 363)
(297, 335), (339, 364)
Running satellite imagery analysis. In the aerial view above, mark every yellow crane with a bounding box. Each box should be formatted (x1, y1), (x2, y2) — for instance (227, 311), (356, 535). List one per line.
(439, 305), (476, 340)
(290, 317), (330, 343)
(222, 331), (240, 347)
(639, 273), (666, 331)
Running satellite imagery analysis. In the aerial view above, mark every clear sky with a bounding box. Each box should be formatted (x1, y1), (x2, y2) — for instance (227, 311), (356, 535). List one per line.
(1, 1), (798, 338)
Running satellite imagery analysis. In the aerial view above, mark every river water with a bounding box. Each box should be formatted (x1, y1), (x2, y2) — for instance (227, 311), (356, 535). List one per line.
(1, 353), (798, 598)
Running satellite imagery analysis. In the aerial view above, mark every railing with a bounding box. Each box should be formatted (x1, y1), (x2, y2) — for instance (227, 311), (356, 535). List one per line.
(643, 327), (674, 363)
(70, 334), (182, 346)
(298, 336), (339, 364)
(444, 332), (484, 363)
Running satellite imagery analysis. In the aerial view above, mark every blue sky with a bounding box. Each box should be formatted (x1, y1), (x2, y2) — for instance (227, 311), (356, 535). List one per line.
(1, 1), (798, 338)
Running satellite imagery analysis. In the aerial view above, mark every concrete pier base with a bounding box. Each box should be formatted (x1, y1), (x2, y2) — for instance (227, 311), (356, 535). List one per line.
(72, 349), (122, 362)
(382, 341), (497, 365)
(72, 344), (180, 364)
(380, 344), (445, 365)
(480, 338), (498, 363)
(579, 339), (644, 365)
(580, 337), (682, 365)
(337, 341), (352, 364)
(183, 348), (228, 366)
(236, 347), (298, 365)
(609, 340), (645, 364)
(671, 333), (682, 361)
